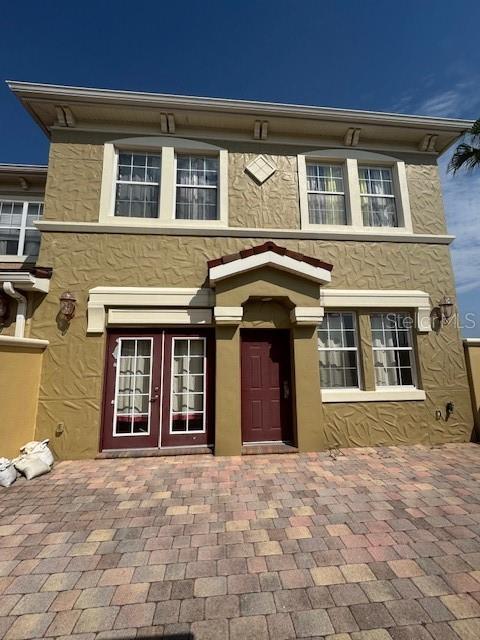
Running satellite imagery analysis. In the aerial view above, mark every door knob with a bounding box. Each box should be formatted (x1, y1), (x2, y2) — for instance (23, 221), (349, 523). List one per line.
(149, 395), (159, 403)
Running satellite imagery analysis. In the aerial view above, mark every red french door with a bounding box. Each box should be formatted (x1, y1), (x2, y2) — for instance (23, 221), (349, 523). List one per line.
(241, 329), (293, 444)
(101, 329), (214, 451)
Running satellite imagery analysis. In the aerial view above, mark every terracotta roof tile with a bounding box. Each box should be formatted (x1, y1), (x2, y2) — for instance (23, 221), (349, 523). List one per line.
(207, 241), (333, 272)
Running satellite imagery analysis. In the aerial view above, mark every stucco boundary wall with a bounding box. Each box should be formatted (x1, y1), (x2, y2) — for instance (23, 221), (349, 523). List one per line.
(0, 336), (48, 459)
(464, 339), (480, 438)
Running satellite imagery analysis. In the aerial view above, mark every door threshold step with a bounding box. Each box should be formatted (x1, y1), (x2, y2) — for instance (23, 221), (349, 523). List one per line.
(97, 446), (213, 459)
(242, 443), (298, 455)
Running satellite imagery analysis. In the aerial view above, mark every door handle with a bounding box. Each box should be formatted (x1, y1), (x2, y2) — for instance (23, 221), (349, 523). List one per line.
(149, 395), (159, 403)
(283, 381), (290, 399)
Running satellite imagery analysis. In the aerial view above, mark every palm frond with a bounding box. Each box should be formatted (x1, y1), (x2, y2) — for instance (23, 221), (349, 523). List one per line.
(448, 143), (480, 174)
(470, 118), (480, 138)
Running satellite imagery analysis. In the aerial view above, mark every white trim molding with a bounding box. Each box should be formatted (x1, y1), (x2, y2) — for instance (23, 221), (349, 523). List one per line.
(0, 335), (49, 350)
(290, 306), (325, 325)
(87, 286), (214, 333)
(320, 289), (432, 332)
(321, 388), (426, 403)
(214, 306), (244, 325)
(35, 220), (455, 245)
(0, 271), (50, 293)
(209, 251), (332, 285)
(107, 308), (212, 326)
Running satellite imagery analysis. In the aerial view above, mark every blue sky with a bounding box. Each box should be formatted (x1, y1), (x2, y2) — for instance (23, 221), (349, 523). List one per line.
(1, 0), (479, 335)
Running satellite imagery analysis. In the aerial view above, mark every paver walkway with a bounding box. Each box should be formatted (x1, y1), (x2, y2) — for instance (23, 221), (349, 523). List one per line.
(1, 444), (480, 639)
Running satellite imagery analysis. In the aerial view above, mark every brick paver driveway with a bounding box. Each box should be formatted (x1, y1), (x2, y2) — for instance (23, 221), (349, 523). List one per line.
(1, 444), (480, 639)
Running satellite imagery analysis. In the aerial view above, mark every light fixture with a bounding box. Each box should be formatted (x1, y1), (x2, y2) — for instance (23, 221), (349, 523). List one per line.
(438, 295), (454, 325)
(59, 291), (77, 321)
(0, 293), (10, 323)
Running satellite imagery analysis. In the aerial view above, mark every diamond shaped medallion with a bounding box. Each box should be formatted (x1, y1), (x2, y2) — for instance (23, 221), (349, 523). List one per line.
(245, 155), (276, 184)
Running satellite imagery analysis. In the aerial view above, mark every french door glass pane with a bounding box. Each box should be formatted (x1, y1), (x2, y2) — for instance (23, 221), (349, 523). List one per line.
(113, 338), (152, 436)
(170, 338), (206, 434)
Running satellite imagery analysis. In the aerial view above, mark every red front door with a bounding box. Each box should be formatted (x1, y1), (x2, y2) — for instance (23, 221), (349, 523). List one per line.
(241, 329), (293, 444)
(101, 330), (214, 451)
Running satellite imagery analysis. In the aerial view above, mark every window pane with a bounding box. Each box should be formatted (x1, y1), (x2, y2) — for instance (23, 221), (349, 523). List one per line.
(370, 313), (415, 388)
(170, 338), (206, 433)
(0, 228), (20, 255)
(23, 230), (41, 258)
(317, 312), (359, 389)
(362, 196), (397, 227)
(115, 184), (159, 218)
(175, 186), (218, 220)
(115, 152), (160, 218)
(307, 165), (346, 225)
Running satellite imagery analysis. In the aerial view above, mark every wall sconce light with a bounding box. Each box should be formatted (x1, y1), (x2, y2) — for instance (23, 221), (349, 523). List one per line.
(432, 295), (455, 328)
(59, 291), (77, 321)
(0, 293), (10, 323)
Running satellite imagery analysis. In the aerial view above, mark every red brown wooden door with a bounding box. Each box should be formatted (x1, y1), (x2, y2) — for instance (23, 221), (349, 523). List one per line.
(102, 331), (162, 450)
(241, 330), (293, 443)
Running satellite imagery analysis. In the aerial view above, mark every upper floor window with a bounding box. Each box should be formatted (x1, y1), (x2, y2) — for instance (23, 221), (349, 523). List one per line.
(359, 167), (397, 227)
(0, 200), (43, 258)
(115, 152), (161, 218)
(306, 164), (346, 225)
(371, 312), (415, 387)
(318, 312), (360, 388)
(175, 156), (218, 220)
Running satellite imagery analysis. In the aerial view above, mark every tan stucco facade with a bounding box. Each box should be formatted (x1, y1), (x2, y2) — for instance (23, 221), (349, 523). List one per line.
(0, 343), (44, 458)
(0, 121), (469, 460)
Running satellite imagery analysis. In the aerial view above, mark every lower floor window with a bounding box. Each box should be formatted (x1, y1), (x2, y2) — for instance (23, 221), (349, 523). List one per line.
(318, 312), (360, 388)
(371, 312), (416, 387)
(170, 337), (206, 433)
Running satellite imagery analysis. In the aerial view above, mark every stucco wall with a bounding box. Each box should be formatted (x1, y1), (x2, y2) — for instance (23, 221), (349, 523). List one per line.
(31, 231), (473, 458)
(43, 138), (447, 236)
(0, 345), (43, 458)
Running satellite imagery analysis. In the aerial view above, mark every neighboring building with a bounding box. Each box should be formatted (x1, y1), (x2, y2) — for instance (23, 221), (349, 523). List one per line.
(0, 81), (475, 459)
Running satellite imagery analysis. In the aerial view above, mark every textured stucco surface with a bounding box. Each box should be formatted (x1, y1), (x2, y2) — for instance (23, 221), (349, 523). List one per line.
(228, 153), (301, 229)
(43, 141), (447, 235)
(406, 163), (447, 235)
(44, 143), (103, 222)
(0, 346), (42, 458)
(31, 232), (473, 459)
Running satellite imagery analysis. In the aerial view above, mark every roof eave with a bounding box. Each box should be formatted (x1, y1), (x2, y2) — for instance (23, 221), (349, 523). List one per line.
(7, 80), (474, 136)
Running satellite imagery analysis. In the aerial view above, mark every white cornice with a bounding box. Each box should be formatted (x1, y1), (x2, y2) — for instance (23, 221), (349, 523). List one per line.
(0, 335), (49, 350)
(7, 81), (473, 133)
(0, 163), (48, 175)
(35, 220), (455, 245)
(208, 251), (332, 285)
(0, 271), (50, 293)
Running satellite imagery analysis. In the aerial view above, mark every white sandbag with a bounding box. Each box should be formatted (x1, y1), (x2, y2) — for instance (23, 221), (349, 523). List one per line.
(0, 458), (16, 488)
(20, 439), (54, 467)
(13, 454), (51, 480)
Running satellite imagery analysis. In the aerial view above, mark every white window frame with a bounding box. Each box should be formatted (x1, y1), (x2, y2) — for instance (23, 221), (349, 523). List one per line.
(99, 139), (228, 228)
(170, 336), (207, 435)
(0, 198), (44, 259)
(113, 151), (162, 219)
(305, 163), (348, 226)
(298, 152), (413, 234)
(371, 312), (418, 390)
(358, 166), (397, 228)
(112, 336), (154, 438)
(317, 311), (361, 390)
(173, 153), (219, 222)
